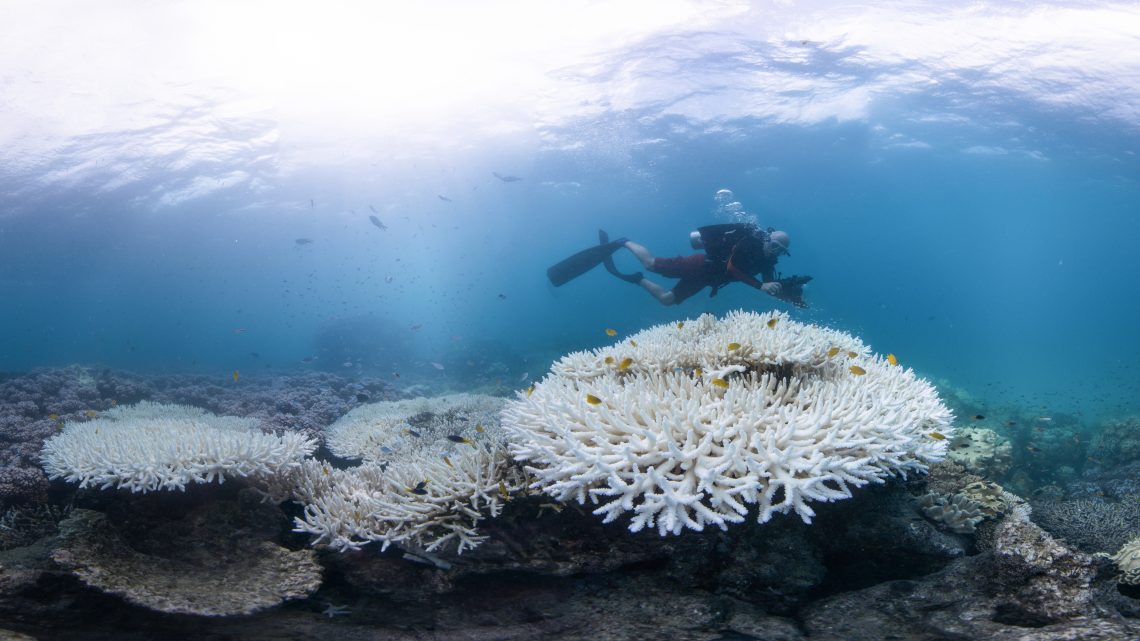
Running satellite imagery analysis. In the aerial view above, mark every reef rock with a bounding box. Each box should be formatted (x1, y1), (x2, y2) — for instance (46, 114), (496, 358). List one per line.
(51, 498), (321, 616)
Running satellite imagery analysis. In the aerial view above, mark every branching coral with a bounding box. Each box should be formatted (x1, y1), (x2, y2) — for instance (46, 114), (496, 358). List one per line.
(267, 394), (526, 554)
(504, 310), (953, 536)
(40, 401), (316, 493)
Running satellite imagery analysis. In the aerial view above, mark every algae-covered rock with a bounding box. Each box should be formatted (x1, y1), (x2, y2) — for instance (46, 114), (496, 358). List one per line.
(52, 499), (321, 616)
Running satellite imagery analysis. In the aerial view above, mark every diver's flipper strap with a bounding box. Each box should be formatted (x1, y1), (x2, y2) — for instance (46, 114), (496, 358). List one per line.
(599, 230), (640, 282)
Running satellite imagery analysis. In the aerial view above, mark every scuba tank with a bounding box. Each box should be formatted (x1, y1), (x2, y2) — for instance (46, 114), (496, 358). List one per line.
(692, 223), (767, 264)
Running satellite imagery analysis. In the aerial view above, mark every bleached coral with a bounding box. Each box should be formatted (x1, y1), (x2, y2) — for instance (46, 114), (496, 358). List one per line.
(41, 402), (316, 493)
(268, 394), (525, 554)
(503, 310), (953, 536)
(1104, 536), (1140, 585)
(947, 427), (1012, 478)
(282, 444), (524, 554)
(325, 393), (506, 461)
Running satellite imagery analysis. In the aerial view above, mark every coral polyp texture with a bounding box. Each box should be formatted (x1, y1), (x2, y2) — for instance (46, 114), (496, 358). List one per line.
(40, 401), (316, 493)
(503, 311), (953, 536)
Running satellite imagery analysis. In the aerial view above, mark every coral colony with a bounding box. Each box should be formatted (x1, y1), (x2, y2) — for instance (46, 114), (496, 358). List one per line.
(504, 311), (953, 535)
(19, 312), (1140, 634)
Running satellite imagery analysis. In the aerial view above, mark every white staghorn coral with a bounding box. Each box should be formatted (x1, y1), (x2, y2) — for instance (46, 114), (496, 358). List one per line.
(266, 393), (526, 554)
(503, 310), (953, 536)
(282, 441), (524, 554)
(40, 402), (316, 493)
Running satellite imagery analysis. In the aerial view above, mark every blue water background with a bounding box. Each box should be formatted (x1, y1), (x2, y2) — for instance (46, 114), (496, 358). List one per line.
(1, 3), (1138, 423)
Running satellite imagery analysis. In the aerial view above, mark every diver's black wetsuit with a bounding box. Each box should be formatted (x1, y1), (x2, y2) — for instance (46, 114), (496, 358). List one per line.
(650, 224), (777, 303)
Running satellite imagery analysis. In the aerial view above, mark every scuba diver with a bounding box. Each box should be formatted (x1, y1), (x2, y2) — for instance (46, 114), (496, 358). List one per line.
(547, 223), (812, 307)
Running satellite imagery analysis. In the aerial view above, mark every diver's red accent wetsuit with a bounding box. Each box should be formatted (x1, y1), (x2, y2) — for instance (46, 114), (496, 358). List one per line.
(652, 251), (776, 304)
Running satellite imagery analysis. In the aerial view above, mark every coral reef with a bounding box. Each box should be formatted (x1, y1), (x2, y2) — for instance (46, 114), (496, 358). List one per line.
(1031, 498), (1140, 553)
(325, 393), (507, 462)
(989, 503), (1103, 625)
(0, 504), (68, 551)
(0, 366), (395, 506)
(1088, 416), (1140, 467)
(505, 311), (953, 535)
(1102, 536), (1140, 585)
(51, 497), (321, 616)
(0, 467), (47, 509)
(946, 427), (1012, 479)
(40, 401), (316, 492)
(267, 394), (526, 554)
(917, 492), (985, 534)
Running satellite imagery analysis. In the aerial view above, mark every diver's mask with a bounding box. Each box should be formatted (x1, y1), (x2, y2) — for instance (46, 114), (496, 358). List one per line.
(765, 229), (791, 257)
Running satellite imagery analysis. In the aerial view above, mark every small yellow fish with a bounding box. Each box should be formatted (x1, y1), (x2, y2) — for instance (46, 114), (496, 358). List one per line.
(604, 356), (615, 365)
(767, 318), (778, 329)
(84, 410), (98, 418)
(110, 399), (118, 406)
(443, 455), (453, 467)
(475, 424), (485, 433)
(849, 365), (866, 376)
(676, 321), (684, 329)
(526, 385), (535, 397)
(827, 347), (841, 359)
(711, 378), (729, 389)
(498, 481), (510, 499)
(585, 393), (602, 405)
(605, 328), (617, 337)
(629, 339), (638, 347)
(927, 431), (946, 440)
(886, 353), (898, 366)
(232, 369), (240, 382)
(618, 357), (633, 370)
(727, 342), (741, 351)
(48, 414), (58, 420)
(694, 368), (703, 378)
(847, 351), (857, 358)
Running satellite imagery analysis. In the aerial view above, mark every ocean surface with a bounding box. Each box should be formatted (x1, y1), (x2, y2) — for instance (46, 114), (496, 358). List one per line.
(2, 3), (1138, 425)
(2, 3), (1138, 429)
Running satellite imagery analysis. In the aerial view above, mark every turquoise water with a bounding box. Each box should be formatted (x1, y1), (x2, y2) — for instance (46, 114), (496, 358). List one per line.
(1, 2), (1138, 424)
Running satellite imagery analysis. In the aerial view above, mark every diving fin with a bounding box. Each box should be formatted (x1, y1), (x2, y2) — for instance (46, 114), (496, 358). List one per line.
(599, 231), (644, 284)
(546, 233), (630, 287)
